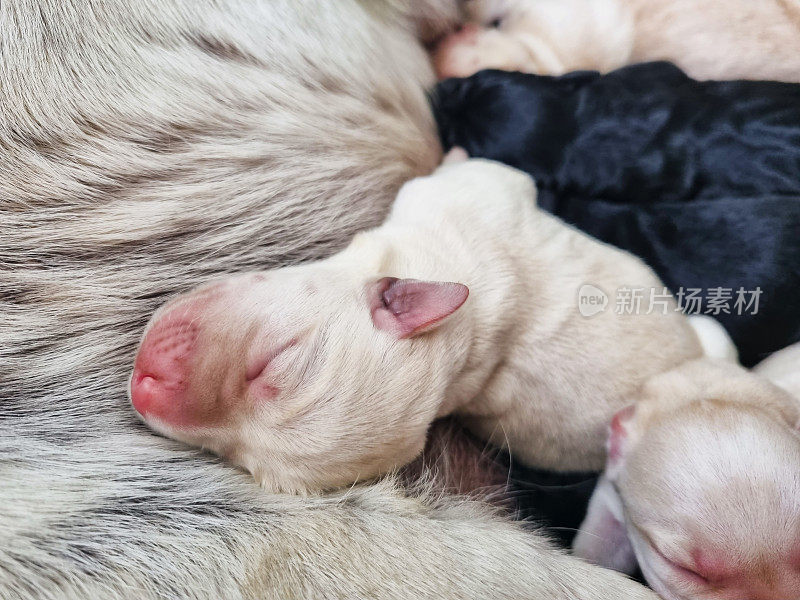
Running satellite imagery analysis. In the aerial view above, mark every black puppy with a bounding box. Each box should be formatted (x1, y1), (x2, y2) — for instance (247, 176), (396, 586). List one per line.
(434, 62), (800, 368)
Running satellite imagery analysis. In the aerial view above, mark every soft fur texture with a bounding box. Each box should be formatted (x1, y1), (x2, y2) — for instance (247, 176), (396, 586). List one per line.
(432, 0), (800, 82)
(434, 63), (800, 367)
(573, 358), (800, 600)
(0, 1), (658, 598)
(754, 341), (800, 399)
(130, 158), (701, 494)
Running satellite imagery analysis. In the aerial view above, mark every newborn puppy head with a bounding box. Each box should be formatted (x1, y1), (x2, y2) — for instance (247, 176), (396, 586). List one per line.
(129, 266), (468, 494)
(432, 1), (555, 79)
(578, 360), (800, 600)
(431, 0), (632, 79)
(621, 405), (800, 599)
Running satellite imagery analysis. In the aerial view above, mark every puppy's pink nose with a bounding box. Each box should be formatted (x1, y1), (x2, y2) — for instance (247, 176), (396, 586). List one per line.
(453, 23), (481, 44)
(130, 304), (201, 426)
(686, 549), (800, 600)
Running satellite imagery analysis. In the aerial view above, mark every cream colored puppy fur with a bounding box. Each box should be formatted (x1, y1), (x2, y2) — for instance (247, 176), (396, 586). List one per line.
(574, 357), (800, 599)
(132, 156), (702, 494)
(433, 0), (800, 82)
(755, 341), (800, 399)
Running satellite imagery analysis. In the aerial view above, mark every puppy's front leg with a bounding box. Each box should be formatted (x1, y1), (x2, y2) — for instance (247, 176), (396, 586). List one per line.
(573, 475), (637, 574)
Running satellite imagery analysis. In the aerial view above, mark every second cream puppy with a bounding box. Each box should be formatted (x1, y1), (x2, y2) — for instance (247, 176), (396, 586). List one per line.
(129, 155), (702, 494)
(433, 0), (800, 82)
(573, 357), (800, 599)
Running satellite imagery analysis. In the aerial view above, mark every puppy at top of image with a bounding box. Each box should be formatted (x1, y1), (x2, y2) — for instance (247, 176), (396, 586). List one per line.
(432, 0), (800, 82)
(128, 151), (705, 495)
(573, 355), (800, 600)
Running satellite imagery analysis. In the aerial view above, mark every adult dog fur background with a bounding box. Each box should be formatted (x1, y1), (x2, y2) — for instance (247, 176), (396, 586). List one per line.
(0, 1), (654, 599)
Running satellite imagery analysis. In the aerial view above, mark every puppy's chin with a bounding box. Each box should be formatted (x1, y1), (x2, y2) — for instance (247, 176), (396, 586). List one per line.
(247, 459), (346, 496)
(629, 537), (688, 600)
(253, 472), (325, 497)
(637, 563), (685, 600)
(245, 451), (412, 497)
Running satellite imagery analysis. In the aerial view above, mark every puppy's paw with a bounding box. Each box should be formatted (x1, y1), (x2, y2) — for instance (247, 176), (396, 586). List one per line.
(442, 146), (469, 165)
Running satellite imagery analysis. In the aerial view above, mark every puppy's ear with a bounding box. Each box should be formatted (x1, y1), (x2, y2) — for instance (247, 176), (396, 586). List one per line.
(368, 277), (469, 339)
(606, 404), (637, 481)
(573, 475), (637, 574)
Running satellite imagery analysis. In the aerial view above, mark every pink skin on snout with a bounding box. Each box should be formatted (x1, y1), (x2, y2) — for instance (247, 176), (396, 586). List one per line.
(651, 548), (800, 600)
(130, 301), (205, 427)
(128, 279), (280, 430)
(629, 509), (800, 600)
(432, 23), (487, 79)
(691, 549), (800, 600)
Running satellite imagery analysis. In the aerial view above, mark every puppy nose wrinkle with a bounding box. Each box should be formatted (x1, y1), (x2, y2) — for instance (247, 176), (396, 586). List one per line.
(130, 309), (201, 424)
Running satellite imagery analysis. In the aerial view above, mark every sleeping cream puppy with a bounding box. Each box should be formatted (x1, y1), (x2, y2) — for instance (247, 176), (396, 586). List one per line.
(573, 357), (800, 599)
(433, 0), (800, 82)
(128, 151), (703, 494)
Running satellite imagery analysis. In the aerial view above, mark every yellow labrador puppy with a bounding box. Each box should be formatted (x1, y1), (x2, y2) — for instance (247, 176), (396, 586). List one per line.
(130, 154), (703, 494)
(434, 0), (800, 82)
(574, 356), (800, 600)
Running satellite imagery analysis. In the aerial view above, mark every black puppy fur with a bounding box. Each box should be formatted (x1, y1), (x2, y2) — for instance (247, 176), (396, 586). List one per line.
(434, 62), (800, 368)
